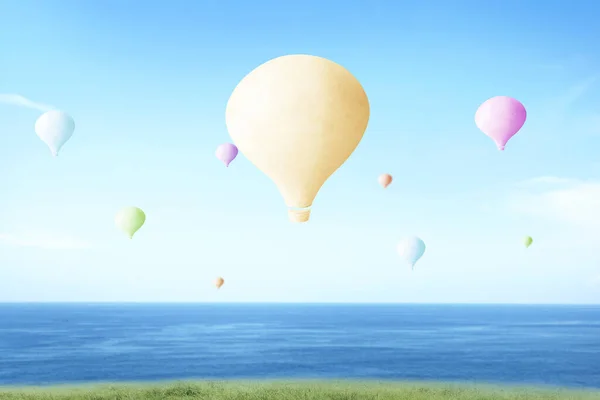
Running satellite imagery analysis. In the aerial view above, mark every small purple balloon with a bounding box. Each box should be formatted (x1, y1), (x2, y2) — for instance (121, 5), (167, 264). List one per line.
(475, 96), (527, 151)
(215, 143), (238, 167)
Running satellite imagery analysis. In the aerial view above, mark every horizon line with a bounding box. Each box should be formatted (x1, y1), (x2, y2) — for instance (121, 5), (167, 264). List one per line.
(0, 301), (598, 306)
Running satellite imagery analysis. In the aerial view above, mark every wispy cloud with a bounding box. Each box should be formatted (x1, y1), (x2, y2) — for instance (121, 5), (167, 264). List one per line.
(531, 76), (599, 139)
(538, 75), (598, 116)
(558, 77), (600, 137)
(507, 177), (600, 227)
(0, 94), (54, 112)
(558, 76), (598, 108)
(0, 233), (92, 250)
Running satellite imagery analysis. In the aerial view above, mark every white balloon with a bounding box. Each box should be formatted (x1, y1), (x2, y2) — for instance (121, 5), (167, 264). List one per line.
(397, 236), (426, 270)
(34, 110), (75, 157)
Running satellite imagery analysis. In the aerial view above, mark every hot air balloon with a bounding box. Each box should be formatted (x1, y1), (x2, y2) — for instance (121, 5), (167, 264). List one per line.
(215, 277), (224, 289)
(524, 236), (533, 248)
(378, 173), (392, 189)
(215, 143), (238, 167)
(475, 96), (526, 151)
(226, 55), (370, 223)
(397, 236), (426, 270)
(115, 207), (146, 239)
(34, 110), (75, 157)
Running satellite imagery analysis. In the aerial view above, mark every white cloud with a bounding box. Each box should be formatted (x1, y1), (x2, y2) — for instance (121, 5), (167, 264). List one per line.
(0, 233), (92, 250)
(0, 94), (54, 112)
(508, 177), (600, 227)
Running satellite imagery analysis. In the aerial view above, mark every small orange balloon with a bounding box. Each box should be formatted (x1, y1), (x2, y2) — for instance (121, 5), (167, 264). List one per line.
(215, 277), (224, 289)
(378, 173), (392, 189)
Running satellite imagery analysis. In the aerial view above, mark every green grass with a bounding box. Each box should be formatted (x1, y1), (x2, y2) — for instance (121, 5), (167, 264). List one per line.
(0, 381), (599, 400)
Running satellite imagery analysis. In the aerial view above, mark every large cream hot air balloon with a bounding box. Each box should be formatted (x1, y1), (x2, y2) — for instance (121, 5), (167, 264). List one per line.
(226, 55), (370, 223)
(215, 277), (224, 289)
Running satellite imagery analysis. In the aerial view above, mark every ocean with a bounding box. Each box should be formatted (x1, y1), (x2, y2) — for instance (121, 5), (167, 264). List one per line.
(0, 303), (598, 388)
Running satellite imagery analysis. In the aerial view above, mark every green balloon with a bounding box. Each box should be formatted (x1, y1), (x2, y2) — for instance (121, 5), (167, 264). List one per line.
(524, 236), (533, 248)
(115, 207), (146, 239)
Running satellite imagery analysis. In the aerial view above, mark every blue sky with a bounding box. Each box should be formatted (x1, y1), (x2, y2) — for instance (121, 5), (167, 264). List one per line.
(1, 0), (600, 303)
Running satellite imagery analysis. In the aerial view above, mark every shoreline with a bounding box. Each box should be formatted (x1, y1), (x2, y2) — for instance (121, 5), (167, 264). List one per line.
(0, 380), (599, 399)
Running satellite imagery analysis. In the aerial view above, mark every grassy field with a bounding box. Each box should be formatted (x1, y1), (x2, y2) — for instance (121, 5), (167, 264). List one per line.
(0, 381), (599, 400)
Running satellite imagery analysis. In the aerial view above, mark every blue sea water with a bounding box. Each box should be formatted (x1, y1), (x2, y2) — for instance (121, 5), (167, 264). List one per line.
(0, 303), (599, 388)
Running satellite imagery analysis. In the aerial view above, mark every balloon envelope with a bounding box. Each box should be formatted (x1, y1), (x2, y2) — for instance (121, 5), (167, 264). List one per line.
(378, 173), (392, 188)
(115, 207), (146, 239)
(215, 143), (238, 167)
(215, 277), (224, 289)
(475, 96), (526, 150)
(524, 236), (533, 248)
(397, 236), (426, 269)
(226, 54), (370, 223)
(34, 110), (75, 157)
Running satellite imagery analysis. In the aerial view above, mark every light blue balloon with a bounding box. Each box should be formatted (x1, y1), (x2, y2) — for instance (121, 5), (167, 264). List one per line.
(34, 110), (75, 157)
(397, 236), (426, 270)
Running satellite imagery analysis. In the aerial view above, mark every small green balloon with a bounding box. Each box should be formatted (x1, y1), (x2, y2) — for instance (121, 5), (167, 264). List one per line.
(115, 206), (146, 239)
(524, 236), (533, 248)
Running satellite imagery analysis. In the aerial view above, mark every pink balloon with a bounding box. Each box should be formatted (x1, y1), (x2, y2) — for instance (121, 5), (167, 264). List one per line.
(475, 96), (526, 151)
(215, 143), (238, 167)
